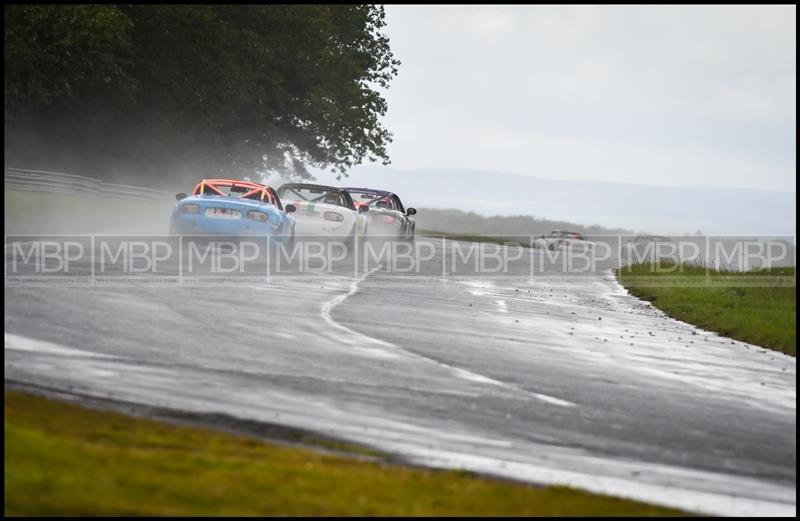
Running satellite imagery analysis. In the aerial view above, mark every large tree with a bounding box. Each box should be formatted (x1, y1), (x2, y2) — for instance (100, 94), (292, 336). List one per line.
(4, 5), (399, 182)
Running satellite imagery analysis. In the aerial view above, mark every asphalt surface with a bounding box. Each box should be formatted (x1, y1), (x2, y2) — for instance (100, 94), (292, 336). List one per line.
(4, 233), (796, 516)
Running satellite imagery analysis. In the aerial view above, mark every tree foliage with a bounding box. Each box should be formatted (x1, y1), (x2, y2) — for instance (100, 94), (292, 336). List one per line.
(4, 5), (399, 181)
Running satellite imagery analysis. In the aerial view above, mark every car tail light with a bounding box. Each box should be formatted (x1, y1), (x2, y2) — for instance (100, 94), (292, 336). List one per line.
(324, 212), (344, 222)
(180, 204), (200, 214)
(247, 211), (269, 222)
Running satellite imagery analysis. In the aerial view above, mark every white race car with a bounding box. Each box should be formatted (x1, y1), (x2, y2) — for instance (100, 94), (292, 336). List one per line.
(532, 230), (594, 251)
(276, 183), (368, 250)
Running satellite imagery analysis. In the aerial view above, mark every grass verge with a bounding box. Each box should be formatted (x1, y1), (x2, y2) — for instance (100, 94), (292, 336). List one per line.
(5, 389), (685, 516)
(4, 188), (172, 234)
(418, 229), (532, 248)
(615, 261), (795, 356)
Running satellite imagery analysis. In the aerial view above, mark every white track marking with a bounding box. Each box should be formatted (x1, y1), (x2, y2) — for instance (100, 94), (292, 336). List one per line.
(5, 333), (117, 359)
(319, 270), (577, 408)
(529, 393), (576, 407)
(320, 267), (396, 350)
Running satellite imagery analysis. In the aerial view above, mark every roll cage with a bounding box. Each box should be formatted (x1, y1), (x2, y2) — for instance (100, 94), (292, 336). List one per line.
(277, 183), (356, 211)
(345, 188), (405, 213)
(192, 179), (283, 210)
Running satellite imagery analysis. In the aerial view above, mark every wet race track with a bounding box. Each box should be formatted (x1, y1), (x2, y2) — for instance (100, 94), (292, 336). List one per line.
(4, 235), (796, 515)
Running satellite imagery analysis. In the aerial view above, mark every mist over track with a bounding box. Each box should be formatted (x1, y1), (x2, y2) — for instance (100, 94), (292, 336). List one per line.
(4, 174), (796, 516)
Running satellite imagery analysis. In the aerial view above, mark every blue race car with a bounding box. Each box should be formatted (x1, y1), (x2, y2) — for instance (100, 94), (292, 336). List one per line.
(170, 178), (295, 243)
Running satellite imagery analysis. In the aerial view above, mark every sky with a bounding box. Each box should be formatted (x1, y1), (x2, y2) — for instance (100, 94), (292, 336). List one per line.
(376, 5), (796, 193)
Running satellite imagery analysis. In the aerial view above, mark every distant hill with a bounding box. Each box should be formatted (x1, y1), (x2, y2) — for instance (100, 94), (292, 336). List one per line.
(308, 166), (796, 236)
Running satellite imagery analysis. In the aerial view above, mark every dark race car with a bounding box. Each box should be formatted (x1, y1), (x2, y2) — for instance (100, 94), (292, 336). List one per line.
(344, 188), (416, 242)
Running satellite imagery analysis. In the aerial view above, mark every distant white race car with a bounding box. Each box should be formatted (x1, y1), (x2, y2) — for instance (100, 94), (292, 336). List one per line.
(532, 230), (594, 251)
(276, 183), (368, 250)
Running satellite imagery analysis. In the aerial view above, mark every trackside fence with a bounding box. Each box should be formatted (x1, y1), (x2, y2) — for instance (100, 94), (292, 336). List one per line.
(4, 167), (173, 201)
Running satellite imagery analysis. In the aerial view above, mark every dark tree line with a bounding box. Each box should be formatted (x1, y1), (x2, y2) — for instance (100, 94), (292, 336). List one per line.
(4, 5), (399, 183)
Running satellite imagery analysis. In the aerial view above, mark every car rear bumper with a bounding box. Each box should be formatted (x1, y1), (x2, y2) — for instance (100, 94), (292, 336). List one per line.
(171, 214), (288, 241)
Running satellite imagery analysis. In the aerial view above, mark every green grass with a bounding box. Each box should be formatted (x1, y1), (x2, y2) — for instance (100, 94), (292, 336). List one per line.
(4, 389), (685, 516)
(616, 261), (796, 356)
